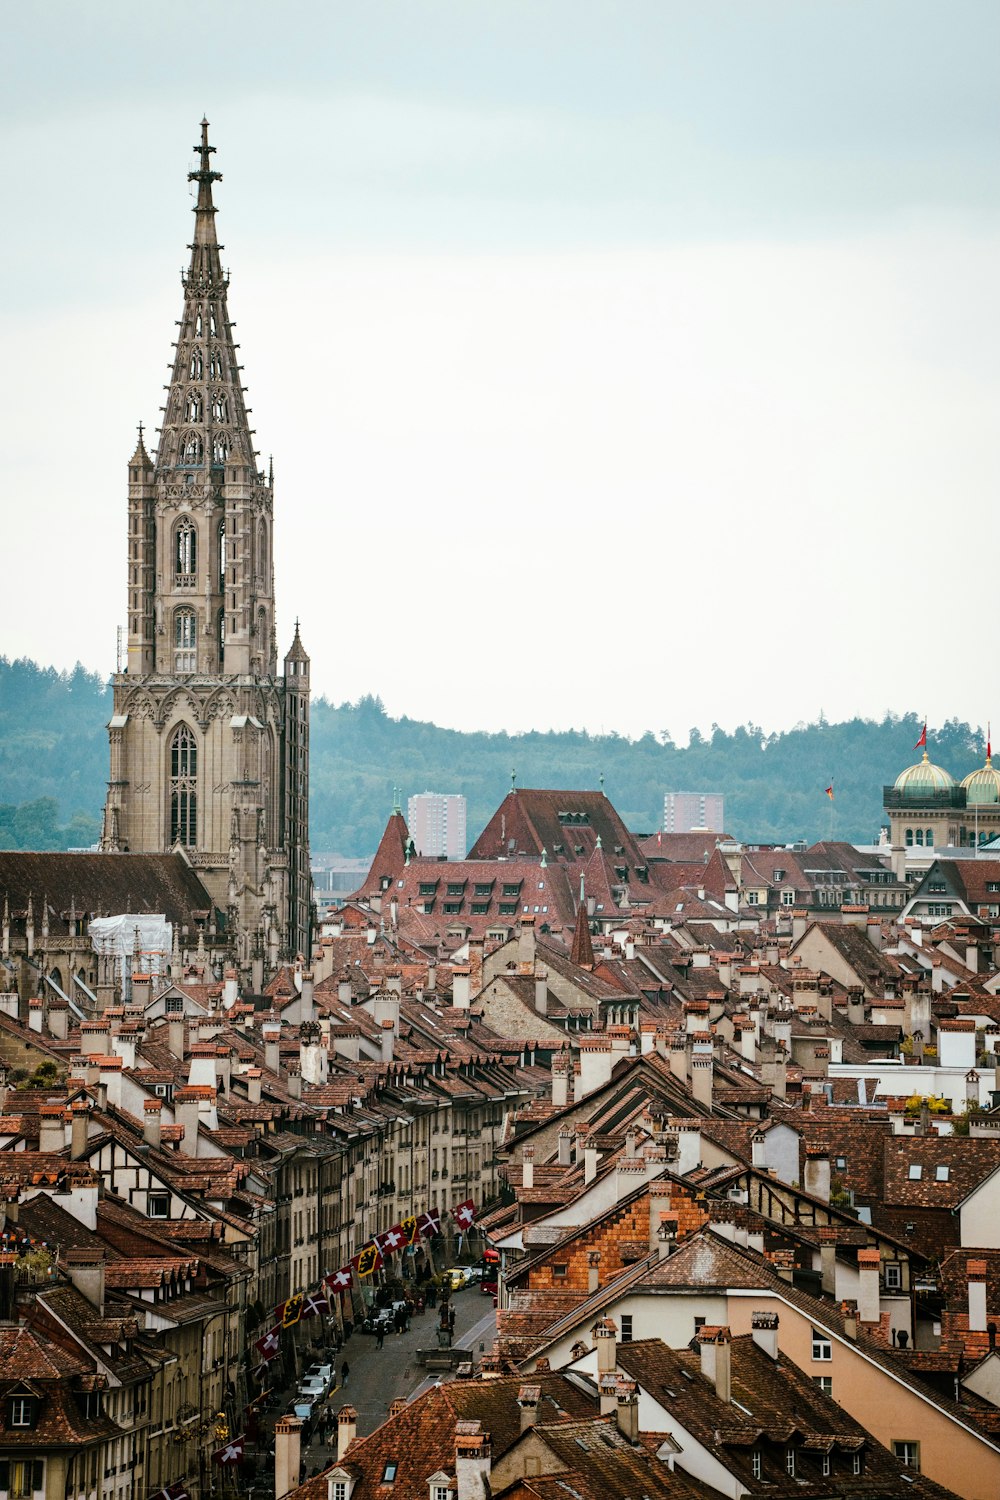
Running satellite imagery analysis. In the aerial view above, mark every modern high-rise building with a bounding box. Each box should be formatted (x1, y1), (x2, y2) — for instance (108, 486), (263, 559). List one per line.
(101, 122), (311, 965)
(407, 792), (467, 859)
(663, 791), (725, 834)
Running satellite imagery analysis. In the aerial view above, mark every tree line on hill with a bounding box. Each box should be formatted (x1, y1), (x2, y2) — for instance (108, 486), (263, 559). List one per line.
(0, 657), (987, 857)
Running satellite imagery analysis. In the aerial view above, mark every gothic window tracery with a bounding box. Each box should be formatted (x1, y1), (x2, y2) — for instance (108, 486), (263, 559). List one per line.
(174, 608), (197, 673)
(181, 433), (203, 465)
(211, 393), (228, 423)
(195, 310), (204, 337)
(219, 520), (227, 583)
(175, 519), (197, 582)
(185, 391), (203, 422)
(210, 350), (223, 379)
(209, 306), (218, 336)
(218, 608), (226, 665)
(213, 437), (229, 463)
(256, 521), (267, 580)
(169, 725), (198, 846)
(189, 349), (203, 379)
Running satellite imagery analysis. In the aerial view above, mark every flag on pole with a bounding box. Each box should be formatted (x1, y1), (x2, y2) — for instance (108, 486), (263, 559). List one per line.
(452, 1199), (476, 1230)
(325, 1266), (353, 1294)
(213, 1435), (244, 1467)
(914, 722), (927, 750)
(989, 723), (992, 761)
(254, 1325), (281, 1363)
(280, 1293), (303, 1329)
(351, 1243), (383, 1278)
(824, 783), (834, 801)
(300, 1287), (328, 1320)
(149, 1485), (192, 1500)
(417, 1209), (441, 1239)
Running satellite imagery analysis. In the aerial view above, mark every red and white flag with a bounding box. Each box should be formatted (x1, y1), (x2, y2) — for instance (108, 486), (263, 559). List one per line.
(914, 721), (927, 750)
(300, 1287), (328, 1320)
(325, 1266), (353, 1294)
(213, 1435), (244, 1467)
(452, 1199), (476, 1230)
(416, 1208), (441, 1239)
(149, 1485), (191, 1500)
(375, 1225), (406, 1258)
(254, 1325), (281, 1362)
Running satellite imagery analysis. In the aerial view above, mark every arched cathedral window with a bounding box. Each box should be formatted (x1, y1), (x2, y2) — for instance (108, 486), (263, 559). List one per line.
(174, 608), (197, 673)
(189, 349), (203, 379)
(181, 433), (203, 465)
(256, 521), (267, 581)
(213, 437), (229, 463)
(218, 607), (226, 665)
(185, 391), (203, 422)
(219, 519), (227, 583)
(210, 350), (223, 379)
(169, 725), (198, 847)
(211, 393), (228, 423)
(195, 310), (204, 337)
(209, 306), (219, 336)
(175, 519), (197, 582)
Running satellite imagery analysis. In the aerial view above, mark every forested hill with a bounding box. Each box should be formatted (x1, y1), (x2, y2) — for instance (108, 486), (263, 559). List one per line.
(0, 658), (987, 855)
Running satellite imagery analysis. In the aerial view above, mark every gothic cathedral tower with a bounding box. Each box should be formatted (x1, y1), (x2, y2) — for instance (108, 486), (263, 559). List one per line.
(102, 122), (311, 967)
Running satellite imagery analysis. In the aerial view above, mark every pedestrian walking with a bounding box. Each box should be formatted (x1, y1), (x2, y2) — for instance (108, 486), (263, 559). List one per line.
(376, 1323), (385, 1349)
(341, 1359), (350, 1387)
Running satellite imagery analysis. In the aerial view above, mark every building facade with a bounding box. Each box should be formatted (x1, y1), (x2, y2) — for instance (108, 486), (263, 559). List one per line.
(663, 790), (725, 834)
(101, 122), (310, 965)
(407, 791), (467, 859)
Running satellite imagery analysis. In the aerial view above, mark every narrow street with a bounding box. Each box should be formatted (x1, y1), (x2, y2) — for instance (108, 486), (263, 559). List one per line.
(252, 1286), (497, 1484)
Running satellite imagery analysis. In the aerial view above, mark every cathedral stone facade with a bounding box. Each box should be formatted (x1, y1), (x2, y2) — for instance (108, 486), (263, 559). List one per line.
(102, 122), (310, 967)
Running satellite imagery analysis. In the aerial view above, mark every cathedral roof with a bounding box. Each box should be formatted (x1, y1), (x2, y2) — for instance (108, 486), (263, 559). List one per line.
(0, 852), (222, 936)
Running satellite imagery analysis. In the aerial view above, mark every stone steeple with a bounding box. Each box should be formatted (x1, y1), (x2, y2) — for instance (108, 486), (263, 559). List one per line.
(104, 122), (310, 970)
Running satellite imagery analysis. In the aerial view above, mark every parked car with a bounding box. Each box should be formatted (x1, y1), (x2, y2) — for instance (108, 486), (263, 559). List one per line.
(445, 1266), (474, 1290)
(305, 1362), (332, 1388)
(297, 1378), (326, 1402)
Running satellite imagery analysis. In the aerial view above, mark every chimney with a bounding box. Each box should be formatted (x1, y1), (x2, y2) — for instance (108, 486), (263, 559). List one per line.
(70, 1104), (89, 1160)
(275, 1416), (303, 1500)
(657, 1215), (678, 1260)
(223, 967), (239, 1007)
(246, 1067), (262, 1104)
(751, 1131), (768, 1171)
(518, 915), (536, 967)
(517, 1384), (540, 1434)
(551, 1054), (569, 1108)
(263, 1024), (281, 1075)
(968, 1259), (988, 1334)
(521, 1147), (535, 1190)
(338, 972), (352, 1006)
(337, 1405), (357, 1463)
(47, 1001), (69, 1041)
(857, 1248), (881, 1325)
(588, 1250), (602, 1293)
(819, 1228), (838, 1295)
(66, 1248), (105, 1315)
(803, 1146), (831, 1204)
(167, 1015), (185, 1059)
(594, 1317), (617, 1374)
(577, 1038), (613, 1098)
(698, 1326), (732, 1403)
(173, 1088), (200, 1153)
(557, 1128), (573, 1166)
(616, 1379), (640, 1443)
(584, 1140), (599, 1184)
(672, 1124), (702, 1177)
(455, 1422), (492, 1500)
(648, 1182), (672, 1250)
(143, 1100), (162, 1148)
(452, 965), (471, 1010)
(380, 1018), (395, 1063)
(131, 972), (151, 1008)
(598, 1372), (618, 1417)
(534, 966), (548, 1015)
(846, 987), (865, 1026)
(287, 1066), (302, 1099)
(38, 1105), (65, 1155)
(867, 919), (883, 951)
(751, 1311), (779, 1360)
(690, 1053), (713, 1109)
(966, 941), (980, 974)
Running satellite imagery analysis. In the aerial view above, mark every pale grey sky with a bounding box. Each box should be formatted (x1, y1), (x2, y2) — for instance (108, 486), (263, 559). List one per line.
(3, 2), (998, 739)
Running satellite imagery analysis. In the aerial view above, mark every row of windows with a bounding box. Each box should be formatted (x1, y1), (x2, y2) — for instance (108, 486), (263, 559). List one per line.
(905, 828), (936, 846)
(172, 519), (269, 587)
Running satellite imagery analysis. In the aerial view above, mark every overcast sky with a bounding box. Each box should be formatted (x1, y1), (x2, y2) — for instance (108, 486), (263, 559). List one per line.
(3, 1), (998, 741)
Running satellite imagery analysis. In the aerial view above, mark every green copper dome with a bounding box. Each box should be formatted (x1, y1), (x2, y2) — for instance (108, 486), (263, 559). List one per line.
(961, 756), (1000, 806)
(893, 751), (957, 795)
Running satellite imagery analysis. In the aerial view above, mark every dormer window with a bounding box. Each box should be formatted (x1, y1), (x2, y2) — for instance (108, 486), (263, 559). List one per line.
(381, 1460), (398, 1483)
(9, 1394), (35, 1427)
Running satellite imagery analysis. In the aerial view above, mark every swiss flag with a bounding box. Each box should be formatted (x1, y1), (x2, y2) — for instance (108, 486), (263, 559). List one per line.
(375, 1225), (405, 1258)
(254, 1325), (281, 1362)
(213, 1435), (244, 1467)
(325, 1266), (353, 1294)
(914, 722), (927, 750)
(452, 1199), (475, 1229)
(416, 1209), (441, 1239)
(301, 1288), (328, 1320)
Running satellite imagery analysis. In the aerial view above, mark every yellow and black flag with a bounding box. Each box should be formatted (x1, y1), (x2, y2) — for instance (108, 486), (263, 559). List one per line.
(351, 1243), (383, 1279)
(281, 1292), (303, 1328)
(400, 1215), (418, 1247)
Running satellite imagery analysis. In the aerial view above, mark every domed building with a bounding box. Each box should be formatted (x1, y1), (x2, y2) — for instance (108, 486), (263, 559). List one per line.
(884, 743), (1000, 855)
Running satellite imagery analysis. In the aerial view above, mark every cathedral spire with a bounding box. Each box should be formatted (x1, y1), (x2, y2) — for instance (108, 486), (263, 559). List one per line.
(187, 118), (223, 267)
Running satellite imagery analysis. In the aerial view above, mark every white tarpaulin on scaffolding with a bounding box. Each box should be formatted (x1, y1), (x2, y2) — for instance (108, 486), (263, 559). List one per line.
(89, 913), (172, 980)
